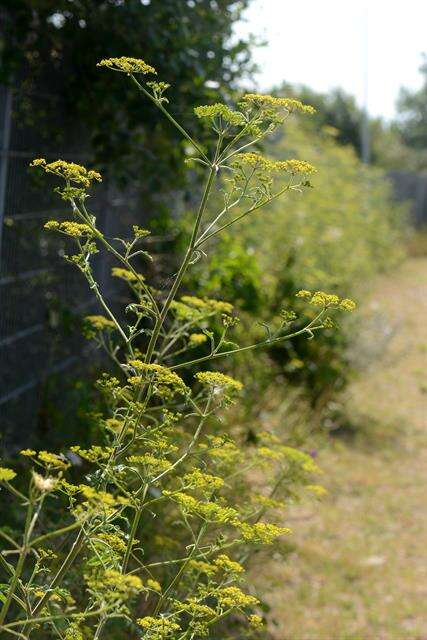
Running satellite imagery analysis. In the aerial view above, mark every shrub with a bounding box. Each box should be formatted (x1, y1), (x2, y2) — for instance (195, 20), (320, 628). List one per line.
(190, 121), (405, 405)
(0, 58), (355, 638)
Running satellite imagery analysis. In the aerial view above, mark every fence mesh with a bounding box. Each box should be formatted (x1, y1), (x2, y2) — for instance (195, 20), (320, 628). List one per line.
(0, 83), (146, 449)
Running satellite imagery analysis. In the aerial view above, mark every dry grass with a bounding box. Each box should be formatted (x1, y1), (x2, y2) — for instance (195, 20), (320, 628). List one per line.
(255, 256), (427, 640)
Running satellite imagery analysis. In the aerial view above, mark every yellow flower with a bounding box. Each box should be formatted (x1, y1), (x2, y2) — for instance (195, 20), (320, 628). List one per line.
(97, 57), (156, 75)
(238, 522), (291, 544)
(296, 290), (356, 312)
(306, 484), (328, 497)
(38, 451), (69, 470)
(248, 614), (264, 629)
(183, 469), (224, 494)
(195, 371), (243, 392)
(340, 298), (357, 311)
(194, 103), (245, 126)
(127, 361), (188, 396)
(214, 554), (244, 574)
(44, 221), (93, 237)
(137, 616), (181, 637)
(239, 93), (316, 115)
(0, 467), (16, 482)
(70, 445), (113, 463)
(188, 333), (208, 346)
(84, 315), (116, 332)
(146, 579), (162, 592)
(20, 449), (36, 457)
(86, 569), (143, 600)
(216, 585), (259, 609)
(30, 158), (101, 187)
(232, 153), (316, 176)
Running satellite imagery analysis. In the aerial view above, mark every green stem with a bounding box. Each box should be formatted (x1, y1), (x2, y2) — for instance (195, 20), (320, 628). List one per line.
(169, 322), (324, 371)
(22, 529), (86, 635)
(129, 75), (209, 163)
(153, 524), (207, 616)
(0, 498), (34, 626)
(3, 607), (107, 631)
(30, 521), (81, 548)
(144, 161), (218, 365)
(122, 484), (149, 573)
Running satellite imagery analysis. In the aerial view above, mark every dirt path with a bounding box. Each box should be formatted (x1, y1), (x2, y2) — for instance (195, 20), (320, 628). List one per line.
(259, 257), (427, 639)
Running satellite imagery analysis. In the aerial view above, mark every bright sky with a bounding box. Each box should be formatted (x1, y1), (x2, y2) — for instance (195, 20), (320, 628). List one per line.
(234, 0), (427, 120)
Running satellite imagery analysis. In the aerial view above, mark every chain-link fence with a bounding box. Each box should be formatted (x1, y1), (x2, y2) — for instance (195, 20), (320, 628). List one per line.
(0, 83), (148, 449)
(388, 170), (427, 227)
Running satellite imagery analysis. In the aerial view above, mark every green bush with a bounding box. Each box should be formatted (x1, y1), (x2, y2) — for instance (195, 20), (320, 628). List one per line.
(191, 121), (405, 405)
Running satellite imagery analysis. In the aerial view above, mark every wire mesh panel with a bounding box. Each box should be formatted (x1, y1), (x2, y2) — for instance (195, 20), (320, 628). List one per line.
(388, 170), (427, 227)
(0, 83), (142, 449)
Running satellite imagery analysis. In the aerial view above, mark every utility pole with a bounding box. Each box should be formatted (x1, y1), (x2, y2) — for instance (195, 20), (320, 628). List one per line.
(361, 5), (370, 164)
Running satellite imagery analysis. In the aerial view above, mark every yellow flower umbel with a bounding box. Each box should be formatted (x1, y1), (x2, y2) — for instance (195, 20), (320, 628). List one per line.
(44, 220), (93, 237)
(195, 371), (243, 393)
(84, 315), (116, 338)
(239, 93), (316, 115)
(194, 103), (245, 127)
(296, 289), (357, 311)
(232, 152), (316, 177)
(0, 467), (16, 482)
(97, 57), (156, 75)
(137, 616), (181, 638)
(127, 360), (189, 397)
(30, 159), (101, 188)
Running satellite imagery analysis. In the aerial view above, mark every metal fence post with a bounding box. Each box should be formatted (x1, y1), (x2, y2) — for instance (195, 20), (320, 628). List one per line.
(0, 86), (13, 264)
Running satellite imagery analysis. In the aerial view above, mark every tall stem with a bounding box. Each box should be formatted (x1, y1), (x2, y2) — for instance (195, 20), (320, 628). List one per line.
(0, 499), (33, 626)
(144, 161), (218, 365)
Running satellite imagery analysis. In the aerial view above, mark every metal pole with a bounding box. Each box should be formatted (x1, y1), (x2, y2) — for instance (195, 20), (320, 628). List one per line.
(0, 86), (13, 263)
(361, 6), (370, 164)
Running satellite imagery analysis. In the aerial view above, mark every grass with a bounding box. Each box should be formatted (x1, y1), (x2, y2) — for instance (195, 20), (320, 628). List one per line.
(254, 255), (427, 639)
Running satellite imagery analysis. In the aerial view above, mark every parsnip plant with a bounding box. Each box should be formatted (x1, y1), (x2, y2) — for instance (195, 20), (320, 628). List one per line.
(0, 57), (356, 639)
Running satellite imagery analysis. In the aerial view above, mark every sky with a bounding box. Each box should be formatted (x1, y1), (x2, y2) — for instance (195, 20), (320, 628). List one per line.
(234, 0), (427, 120)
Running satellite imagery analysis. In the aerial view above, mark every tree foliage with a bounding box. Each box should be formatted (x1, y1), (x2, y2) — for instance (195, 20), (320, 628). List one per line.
(396, 53), (427, 167)
(1, 0), (253, 192)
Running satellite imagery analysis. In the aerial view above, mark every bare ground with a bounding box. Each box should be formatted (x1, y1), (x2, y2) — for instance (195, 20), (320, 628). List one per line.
(257, 257), (427, 640)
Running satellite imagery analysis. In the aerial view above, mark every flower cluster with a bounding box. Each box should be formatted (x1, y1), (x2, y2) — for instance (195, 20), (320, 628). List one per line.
(171, 296), (233, 322)
(86, 569), (143, 601)
(232, 152), (316, 176)
(44, 220), (93, 237)
(30, 158), (101, 187)
(137, 616), (181, 639)
(0, 467), (16, 482)
(84, 315), (116, 333)
(97, 57), (156, 75)
(195, 371), (243, 393)
(296, 289), (357, 311)
(127, 360), (189, 397)
(239, 93), (316, 115)
(188, 332), (208, 346)
(194, 103), (245, 126)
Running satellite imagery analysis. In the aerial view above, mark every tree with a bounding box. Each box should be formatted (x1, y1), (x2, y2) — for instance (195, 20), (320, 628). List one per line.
(276, 83), (365, 154)
(396, 53), (427, 168)
(0, 0), (254, 197)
